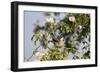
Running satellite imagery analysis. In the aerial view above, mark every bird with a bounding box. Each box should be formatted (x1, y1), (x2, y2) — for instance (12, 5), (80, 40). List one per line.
(53, 35), (64, 48)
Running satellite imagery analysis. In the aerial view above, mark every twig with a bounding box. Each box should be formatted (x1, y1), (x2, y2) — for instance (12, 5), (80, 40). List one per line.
(26, 46), (40, 61)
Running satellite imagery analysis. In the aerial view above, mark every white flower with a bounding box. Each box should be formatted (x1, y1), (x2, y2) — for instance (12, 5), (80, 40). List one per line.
(46, 17), (54, 23)
(76, 25), (82, 33)
(35, 51), (46, 60)
(69, 16), (75, 22)
(78, 25), (82, 30)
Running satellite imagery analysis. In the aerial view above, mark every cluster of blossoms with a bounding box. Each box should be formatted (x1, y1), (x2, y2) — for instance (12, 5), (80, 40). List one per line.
(46, 17), (55, 23)
(35, 51), (46, 60)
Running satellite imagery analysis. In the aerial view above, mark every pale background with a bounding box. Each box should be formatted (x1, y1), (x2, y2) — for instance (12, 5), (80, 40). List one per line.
(0, 0), (99, 73)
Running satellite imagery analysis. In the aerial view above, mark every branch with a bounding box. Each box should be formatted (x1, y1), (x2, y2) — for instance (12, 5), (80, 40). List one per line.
(26, 46), (41, 61)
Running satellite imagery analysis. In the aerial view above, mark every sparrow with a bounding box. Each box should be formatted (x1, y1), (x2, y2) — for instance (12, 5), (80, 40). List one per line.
(53, 36), (64, 48)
